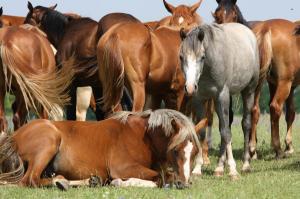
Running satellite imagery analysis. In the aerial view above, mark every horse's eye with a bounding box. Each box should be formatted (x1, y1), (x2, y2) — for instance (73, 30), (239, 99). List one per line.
(179, 55), (183, 61)
(173, 150), (179, 156)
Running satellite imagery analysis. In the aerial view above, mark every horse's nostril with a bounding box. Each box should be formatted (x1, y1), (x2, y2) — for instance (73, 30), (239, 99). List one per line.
(175, 180), (188, 189)
(194, 84), (198, 91)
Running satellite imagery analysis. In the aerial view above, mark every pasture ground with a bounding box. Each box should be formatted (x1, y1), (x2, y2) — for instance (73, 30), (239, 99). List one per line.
(0, 114), (300, 199)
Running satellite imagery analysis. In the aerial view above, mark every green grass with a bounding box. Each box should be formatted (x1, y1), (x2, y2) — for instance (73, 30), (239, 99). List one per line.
(1, 115), (300, 199)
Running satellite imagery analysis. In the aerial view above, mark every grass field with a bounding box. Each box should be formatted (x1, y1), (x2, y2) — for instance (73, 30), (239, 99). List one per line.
(0, 114), (300, 199)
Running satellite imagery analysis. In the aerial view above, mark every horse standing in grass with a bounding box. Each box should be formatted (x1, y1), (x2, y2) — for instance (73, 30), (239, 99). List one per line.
(0, 25), (72, 131)
(24, 2), (137, 121)
(180, 23), (259, 178)
(0, 109), (200, 190)
(213, 0), (300, 158)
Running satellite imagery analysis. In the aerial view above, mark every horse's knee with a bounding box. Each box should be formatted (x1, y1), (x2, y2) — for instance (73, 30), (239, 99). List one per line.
(270, 101), (282, 121)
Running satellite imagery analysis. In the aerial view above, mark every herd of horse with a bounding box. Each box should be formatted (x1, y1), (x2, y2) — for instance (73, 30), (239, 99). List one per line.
(0, 0), (299, 190)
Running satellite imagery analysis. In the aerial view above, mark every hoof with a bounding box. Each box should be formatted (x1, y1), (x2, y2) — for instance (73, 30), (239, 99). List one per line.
(214, 170), (224, 177)
(203, 158), (211, 166)
(275, 150), (285, 159)
(89, 175), (102, 187)
(229, 174), (239, 181)
(284, 146), (294, 156)
(241, 165), (251, 173)
(55, 179), (69, 191)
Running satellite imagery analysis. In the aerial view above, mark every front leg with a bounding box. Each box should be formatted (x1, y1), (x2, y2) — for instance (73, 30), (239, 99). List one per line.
(214, 88), (238, 179)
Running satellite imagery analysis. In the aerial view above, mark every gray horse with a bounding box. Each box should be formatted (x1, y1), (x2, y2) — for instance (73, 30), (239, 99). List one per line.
(180, 23), (259, 179)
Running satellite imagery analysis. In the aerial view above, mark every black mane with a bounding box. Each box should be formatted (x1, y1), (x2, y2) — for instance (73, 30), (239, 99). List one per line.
(36, 6), (69, 47)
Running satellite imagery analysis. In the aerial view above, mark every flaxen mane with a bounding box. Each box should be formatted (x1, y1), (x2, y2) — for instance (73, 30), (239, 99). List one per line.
(111, 109), (200, 151)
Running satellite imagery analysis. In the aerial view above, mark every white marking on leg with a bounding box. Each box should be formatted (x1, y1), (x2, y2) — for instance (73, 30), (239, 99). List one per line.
(111, 178), (157, 188)
(178, 17), (184, 25)
(183, 141), (193, 182)
(76, 86), (93, 121)
(192, 148), (203, 175)
(226, 142), (238, 176)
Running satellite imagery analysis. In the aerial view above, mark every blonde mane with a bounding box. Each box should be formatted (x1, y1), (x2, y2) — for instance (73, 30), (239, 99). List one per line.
(110, 109), (200, 151)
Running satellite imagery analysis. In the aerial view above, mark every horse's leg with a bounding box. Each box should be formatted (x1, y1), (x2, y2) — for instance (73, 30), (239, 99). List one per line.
(0, 89), (7, 132)
(12, 96), (27, 130)
(111, 178), (157, 188)
(92, 86), (106, 120)
(66, 85), (77, 120)
(240, 89), (255, 172)
(131, 82), (146, 112)
(249, 83), (263, 159)
(214, 88), (238, 179)
(19, 145), (58, 187)
(269, 81), (292, 158)
(284, 86), (295, 155)
(76, 86), (92, 121)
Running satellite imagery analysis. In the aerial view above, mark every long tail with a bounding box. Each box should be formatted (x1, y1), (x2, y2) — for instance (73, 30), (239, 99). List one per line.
(98, 33), (124, 112)
(0, 133), (24, 184)
(0, 44), (74, 118)
(253, 26), (272, 90)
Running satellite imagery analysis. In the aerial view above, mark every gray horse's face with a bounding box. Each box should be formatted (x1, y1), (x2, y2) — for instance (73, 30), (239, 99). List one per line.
(180, 30), (205, 96)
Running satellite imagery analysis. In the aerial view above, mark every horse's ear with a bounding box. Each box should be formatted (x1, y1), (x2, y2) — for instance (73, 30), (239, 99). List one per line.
(198, 29), (205, 41)
(216, 0), (222, 4)
(231, 0), (237, 5)
(0, 7), (3, 16)
(180, 28), (188, 40)
(49, 4), (57, 10)
(190, 0), (203, 14)
(163, 0), (175, 14)
(27, 1), (34, 12)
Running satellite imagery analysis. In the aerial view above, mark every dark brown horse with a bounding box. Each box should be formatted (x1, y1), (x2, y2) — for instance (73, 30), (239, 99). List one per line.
(0, 25), (72, 131)
(145, 0), (203, 30)
(214, 0), (300, 158)
(0, 109), (200, 189)
(24, 2), (138, 120)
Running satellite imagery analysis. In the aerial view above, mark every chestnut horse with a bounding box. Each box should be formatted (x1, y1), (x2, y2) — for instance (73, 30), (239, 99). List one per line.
(0, 25), (72, 131)
(145, 0), (203, 29)
(0, 109), (200, 189)
(214, 0), (300, 158)
(25, 2), (137, 121)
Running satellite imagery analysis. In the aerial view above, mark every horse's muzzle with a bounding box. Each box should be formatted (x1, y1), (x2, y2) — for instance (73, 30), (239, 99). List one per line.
(185, 84), (198, 96)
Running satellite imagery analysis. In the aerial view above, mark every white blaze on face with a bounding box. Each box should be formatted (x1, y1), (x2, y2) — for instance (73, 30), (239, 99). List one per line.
(185, 53), (198, 94)
(178, 17), (184, 25)
(183, 141), (193, 183)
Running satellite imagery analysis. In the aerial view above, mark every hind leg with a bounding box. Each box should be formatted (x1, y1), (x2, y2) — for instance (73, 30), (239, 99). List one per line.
(92, 86), (106, 120)
(269, 81), (292, 158)
(66, 86), (77, 120)
(76, 86), (92, 121)
(12, 96), (27, 130)
(284, 87), (295, 155)
(131, 82), (146, 112)
(241, 89), (255, 172)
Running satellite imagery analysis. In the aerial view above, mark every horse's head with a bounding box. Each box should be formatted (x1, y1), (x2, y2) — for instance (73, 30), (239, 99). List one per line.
(0, 7), (3, 28)
(24, 1), (57, 26)
(213, 0), (238, 24)
(146, 109), (200, 189)
(163, 0), (203, 28)
(179, 27), (205, 96)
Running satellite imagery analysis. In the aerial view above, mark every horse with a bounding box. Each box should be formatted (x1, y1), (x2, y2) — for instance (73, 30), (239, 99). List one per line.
(145, 0), (203, 30)
(213, 0), (300, 158)
(180, 23), (260, 178)
(24, 2), (139, 121)
(0, 24), (73, 131)
(0, 109), (200, 190)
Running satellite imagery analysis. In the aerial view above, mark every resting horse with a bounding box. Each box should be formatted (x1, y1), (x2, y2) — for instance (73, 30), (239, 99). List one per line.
(0, 109), (200, 189)
(213, 0), (300, 158)
(180, 23), (259, 178)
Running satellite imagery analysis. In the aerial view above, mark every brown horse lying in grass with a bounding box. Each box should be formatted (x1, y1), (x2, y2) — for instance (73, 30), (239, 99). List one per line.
(0, 109), (200, 190)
